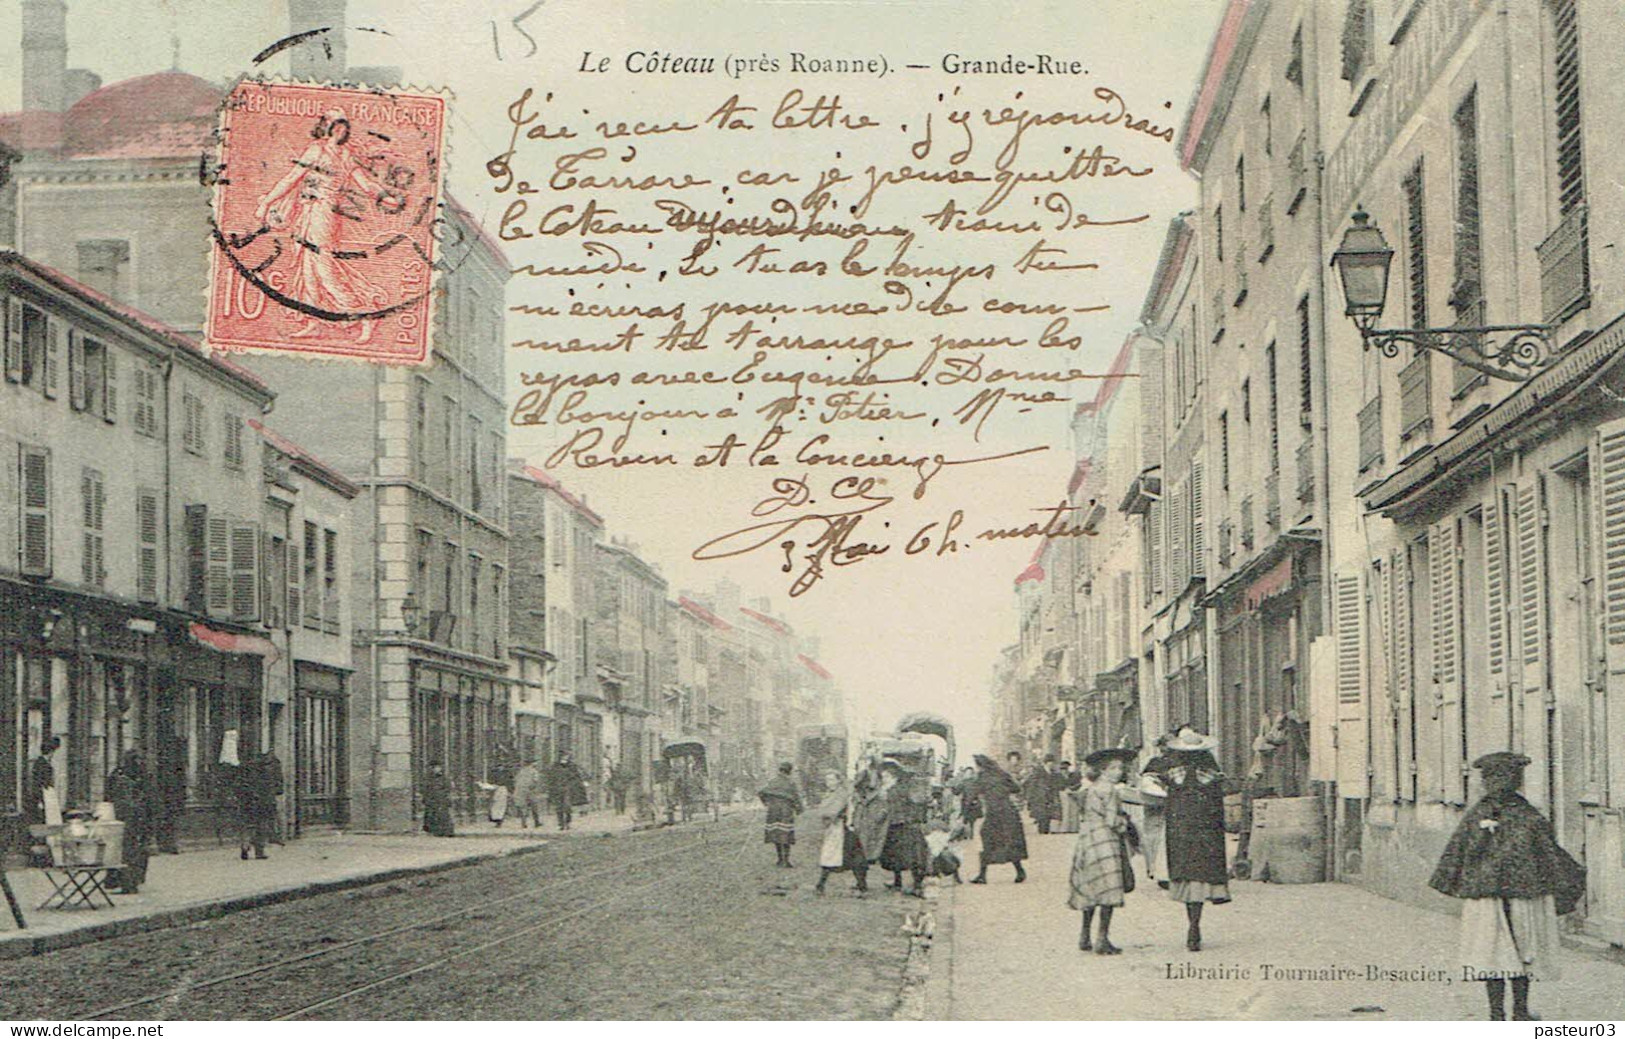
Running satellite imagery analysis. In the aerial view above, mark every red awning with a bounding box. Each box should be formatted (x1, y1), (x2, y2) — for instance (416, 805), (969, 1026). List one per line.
(189, 622), (280, 664)
(1244, 556), (1294, 611)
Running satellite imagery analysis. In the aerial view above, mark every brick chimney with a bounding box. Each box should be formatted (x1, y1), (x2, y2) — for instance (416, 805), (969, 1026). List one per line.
(288, 0), (348, 81)
(19, 0), (67, 151)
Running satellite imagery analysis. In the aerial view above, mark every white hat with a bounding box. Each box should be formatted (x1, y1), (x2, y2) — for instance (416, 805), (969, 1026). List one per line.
(1167, 727), (1218, 753)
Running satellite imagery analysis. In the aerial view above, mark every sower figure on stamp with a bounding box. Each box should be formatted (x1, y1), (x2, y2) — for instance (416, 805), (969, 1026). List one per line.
(253, 108), (390, 344)
(1429, 752), (1586, 1022)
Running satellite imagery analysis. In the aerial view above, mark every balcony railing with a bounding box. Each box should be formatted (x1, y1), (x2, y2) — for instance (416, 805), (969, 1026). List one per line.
(1239, 496), (1255, 550)
(1218, 520), (1234, 569)
(1399, 353), (1432, 441)
(1450, 297), (1487, 397)
(323, 592), (340, 635)
(1358, 396), (1383, 474)
(1264, 471), (1281, 530)
(1538, 204), (1589, 325)
(1296, 435), (1316, 507)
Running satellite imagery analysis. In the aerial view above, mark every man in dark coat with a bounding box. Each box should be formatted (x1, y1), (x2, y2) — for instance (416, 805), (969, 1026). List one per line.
(1025, 755), (1063, 834)
(547, 752), (588, 831)
(25, 736), (60, 825)
(1429, 752), (1585, 1021)
(970, 753), (1028, 884)
(154, 731), (186, 853)
(105, 750), (155, 893)
(422, 760), (456, 836)
(234, 751), (282, 860)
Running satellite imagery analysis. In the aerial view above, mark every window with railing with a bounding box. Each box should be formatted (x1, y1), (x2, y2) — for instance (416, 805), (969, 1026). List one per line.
(1264, 471), (1281, 530)
(1296, 435), (1316, 507)
(1358, 397), (1384, 474)
(1287, 134), (1308, 216)
(1539, 205), (1589, 324)
(1258, 197), (1275, 263)
(1218, 520), (1234, 569)
(1450, 90), (1485, 396)
(1239, 497), (1255, 550)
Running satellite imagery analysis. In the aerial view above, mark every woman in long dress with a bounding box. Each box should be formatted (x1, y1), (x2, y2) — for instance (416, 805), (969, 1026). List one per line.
(422, 761), (455, 837)
(877, 763), (931, 896)
(969, 754), (1027, 884)
(1429, 752), (1586, 1021)
(1068, 749), (1135, 954)
(1162, 729), (1229, 951)
(759, 762), (804, 867)
(814, 771), (869, 895)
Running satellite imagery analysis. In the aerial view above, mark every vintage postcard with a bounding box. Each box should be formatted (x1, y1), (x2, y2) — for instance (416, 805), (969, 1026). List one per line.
(0, 0), (1622, 1027)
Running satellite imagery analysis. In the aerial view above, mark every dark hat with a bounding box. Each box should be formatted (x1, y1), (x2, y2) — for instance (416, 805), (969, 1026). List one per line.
(1084, 747), (1136, 770)
(1472, 751), (1530, 774)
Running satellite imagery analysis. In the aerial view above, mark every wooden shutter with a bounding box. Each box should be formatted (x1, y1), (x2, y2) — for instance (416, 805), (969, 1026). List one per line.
(43, 317), (60, 400)
(1514, 475), (1551, 807)
(19, 446), (51, 577)
(207, 513), (230, 617)
(1393, 546), (1416, 801)
(184, 505), (208, 613)
(229, 520), (260, 622)
(137, 489), (160, 603)
(101, 348), (117, 423)
(1430, 520), (1465, 803)
(1169, 483), (1187, 593)
(1371, 559), (1395, 801)
(1148, 500), (1164, 596)
(1190, 462), (1206, 579)
(80, 468), (105, 588)
(1484, 485), (1511, 697)
(1334, 569), (1368, 797)
(4, 299), (21, 383)
(286, 532), (301, 632)
(67, 328), (85, 410)
(1591, 419), (1625, 807)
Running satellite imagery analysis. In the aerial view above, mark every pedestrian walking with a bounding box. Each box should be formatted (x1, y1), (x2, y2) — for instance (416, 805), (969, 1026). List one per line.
(154, 731), (185, 854)
(1025, 755), (1063, 835)
(759, 762), (803, 867)
(512, 759), (544, 828)
(951, 766), (983, 840)
(105, 749), (154, 894)
(238, 750), (282, 860)
(423, 760), (455, 836)
(969, 753), (1028, 884)
(1068, 748), (1136, 954)
(878, 762), (930, 896)
(547, 752), (588, 831)
(25, 735), (60, 826)
(1138, 731), (1178, 888)
(814, 771), (869, 895)
(1162, 728), (1230, 951)
(487, 741), (515, 827)
(1429, 752), (1586, 1021)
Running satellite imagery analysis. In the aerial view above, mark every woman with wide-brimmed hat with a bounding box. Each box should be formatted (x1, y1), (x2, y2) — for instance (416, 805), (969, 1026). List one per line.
(1429, 752), (1586, 1021)
(968, 753), (1028, 884)
(1067, 747), (1136, 954)
(1162, 728), (1230, 951)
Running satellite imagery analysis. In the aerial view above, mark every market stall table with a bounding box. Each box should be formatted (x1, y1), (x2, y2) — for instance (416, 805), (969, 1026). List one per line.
(36, 865), (116, 910)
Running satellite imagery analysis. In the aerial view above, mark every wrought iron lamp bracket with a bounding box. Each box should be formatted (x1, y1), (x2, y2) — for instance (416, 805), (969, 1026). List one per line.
(1355, 319), (1560, 382)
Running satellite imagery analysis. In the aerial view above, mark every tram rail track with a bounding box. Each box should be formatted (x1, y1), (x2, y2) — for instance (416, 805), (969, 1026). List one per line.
(77, 813), (752, 1021)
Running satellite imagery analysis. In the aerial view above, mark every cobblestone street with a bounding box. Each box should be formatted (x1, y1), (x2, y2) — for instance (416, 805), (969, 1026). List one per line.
(0, 812), (915, 1020)
(934, 829), (1625, 1021)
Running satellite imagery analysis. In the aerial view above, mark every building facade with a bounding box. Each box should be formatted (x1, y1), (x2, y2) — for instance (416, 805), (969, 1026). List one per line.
(1, 251), (277, 841)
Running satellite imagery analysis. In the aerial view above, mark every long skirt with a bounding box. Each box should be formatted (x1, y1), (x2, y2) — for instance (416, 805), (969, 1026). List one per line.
(1460, 896), (1561, 981)
(1141, 804), (1168, 882)
(979, 803), (1028, 864)
(879, 822), (930, 874)
(820, 824), (864, 870)
(1067, 821), (1125, 909)
(1168, 879), (1230, 904)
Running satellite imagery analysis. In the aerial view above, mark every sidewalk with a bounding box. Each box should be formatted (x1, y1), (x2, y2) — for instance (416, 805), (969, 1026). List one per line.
(935, 827), (1625, 1020)
(0, 828), (549, 959)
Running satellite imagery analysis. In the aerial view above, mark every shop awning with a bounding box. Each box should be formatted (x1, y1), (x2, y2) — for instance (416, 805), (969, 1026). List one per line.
(1244, 555), (1294, 611)
(189, 622), (279, 663)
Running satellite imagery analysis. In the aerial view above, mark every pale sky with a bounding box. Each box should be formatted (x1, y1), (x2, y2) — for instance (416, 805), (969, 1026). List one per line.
(0, 0), (1225, 751)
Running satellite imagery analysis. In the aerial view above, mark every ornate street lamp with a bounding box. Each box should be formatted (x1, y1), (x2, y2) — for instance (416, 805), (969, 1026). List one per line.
(1330, 207), (1563, 382)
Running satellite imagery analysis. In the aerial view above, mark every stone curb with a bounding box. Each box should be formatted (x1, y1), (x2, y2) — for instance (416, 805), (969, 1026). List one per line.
(0, 840), (552, 962)
(893, 882), (946, 1020)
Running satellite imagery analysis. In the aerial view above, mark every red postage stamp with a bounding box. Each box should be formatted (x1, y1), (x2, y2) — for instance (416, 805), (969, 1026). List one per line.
(206, 80), (447, 365)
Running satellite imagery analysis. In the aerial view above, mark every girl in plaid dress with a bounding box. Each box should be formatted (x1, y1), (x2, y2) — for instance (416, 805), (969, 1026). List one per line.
(1068, 748), (1135, 954)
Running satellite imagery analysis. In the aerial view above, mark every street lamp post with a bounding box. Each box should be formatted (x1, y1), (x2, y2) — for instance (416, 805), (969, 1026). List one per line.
(1330, 207), (1565, 382)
